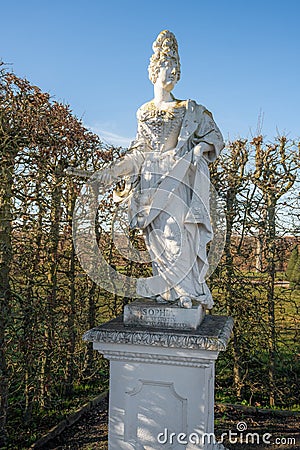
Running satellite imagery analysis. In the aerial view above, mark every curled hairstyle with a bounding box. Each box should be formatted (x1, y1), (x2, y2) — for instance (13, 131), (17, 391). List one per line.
(148, 30), (181, 84)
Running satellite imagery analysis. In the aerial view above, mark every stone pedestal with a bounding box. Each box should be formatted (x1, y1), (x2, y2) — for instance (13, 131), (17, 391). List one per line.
(84, 314), (233, 450)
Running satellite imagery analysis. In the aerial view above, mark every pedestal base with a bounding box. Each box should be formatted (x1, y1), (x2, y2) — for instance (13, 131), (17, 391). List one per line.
(84, 315), (233, 450)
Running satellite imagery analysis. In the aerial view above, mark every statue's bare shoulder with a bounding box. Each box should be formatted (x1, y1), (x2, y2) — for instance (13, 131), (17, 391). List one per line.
(136, 101), (153, 119)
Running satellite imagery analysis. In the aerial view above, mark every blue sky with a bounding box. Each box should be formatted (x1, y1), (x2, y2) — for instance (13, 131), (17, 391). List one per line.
(1, 0), (300, 146)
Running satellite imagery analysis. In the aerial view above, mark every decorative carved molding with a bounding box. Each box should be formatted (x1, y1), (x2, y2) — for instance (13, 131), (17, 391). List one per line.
(126, 379), (186, 402)
(101, 350), (212, 367)
(124, 379), (187, 445)
(83, 315), (233, 352)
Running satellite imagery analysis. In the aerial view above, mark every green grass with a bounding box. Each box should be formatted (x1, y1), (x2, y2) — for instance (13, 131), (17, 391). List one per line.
(6, 379), (108, 449)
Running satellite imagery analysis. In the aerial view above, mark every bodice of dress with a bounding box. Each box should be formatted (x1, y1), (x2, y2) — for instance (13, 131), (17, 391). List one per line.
(138, 100), (186, 153)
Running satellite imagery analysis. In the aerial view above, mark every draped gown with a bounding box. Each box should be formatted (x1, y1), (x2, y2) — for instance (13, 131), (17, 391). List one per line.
(112, 99), (224, 307)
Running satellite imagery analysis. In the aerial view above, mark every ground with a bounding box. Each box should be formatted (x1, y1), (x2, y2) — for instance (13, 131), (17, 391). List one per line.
(42, 396), (300, 450)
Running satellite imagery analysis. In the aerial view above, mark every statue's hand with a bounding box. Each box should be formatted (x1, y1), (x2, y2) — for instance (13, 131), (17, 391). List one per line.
(193, 142), (213, 164)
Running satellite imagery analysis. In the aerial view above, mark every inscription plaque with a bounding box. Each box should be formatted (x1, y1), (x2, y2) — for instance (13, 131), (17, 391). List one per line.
(123, 299), (206, 330)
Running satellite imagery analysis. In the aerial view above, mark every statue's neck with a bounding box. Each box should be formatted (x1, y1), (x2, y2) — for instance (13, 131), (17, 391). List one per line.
(153, 85), (174, 106)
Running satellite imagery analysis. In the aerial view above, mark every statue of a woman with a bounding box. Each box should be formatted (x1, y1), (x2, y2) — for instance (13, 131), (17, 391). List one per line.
(98, 30), (224, 309)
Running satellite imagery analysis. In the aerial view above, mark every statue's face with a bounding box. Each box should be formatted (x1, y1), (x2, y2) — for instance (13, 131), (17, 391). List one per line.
(155, 58), (178, 92)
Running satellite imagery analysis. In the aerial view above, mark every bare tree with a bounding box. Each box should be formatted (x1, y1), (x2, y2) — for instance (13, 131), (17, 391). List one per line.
(251, 135), (298, 406)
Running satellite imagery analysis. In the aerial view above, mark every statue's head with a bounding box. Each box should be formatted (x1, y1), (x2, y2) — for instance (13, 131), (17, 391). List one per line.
(148, 30), (181, 86)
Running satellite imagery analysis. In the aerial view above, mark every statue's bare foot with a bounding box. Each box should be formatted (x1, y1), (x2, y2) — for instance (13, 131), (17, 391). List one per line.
(178, 296), (192, 309)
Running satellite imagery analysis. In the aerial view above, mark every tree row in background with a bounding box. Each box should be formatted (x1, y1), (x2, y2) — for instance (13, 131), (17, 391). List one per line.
(0, 65), (120, 448)
(0, 65), (299, 448)
(210, 136), (299, 408)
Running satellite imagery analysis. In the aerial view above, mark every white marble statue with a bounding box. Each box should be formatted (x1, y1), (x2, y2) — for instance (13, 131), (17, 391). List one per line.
(98, 30), (224, 309)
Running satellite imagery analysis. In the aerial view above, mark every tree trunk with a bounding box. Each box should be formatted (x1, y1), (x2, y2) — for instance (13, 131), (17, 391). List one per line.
(39, 166), (62, 407)
(82, 281), (97, 378)
(265, 197), (277, 406)
(65, 192), (76, 396)
(224, 190), (243, 400)
(0, 155), (13, 445)
(255, 229), (264, 272)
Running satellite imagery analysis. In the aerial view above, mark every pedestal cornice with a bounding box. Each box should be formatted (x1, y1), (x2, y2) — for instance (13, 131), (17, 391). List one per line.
(83, 314), (233, 352)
